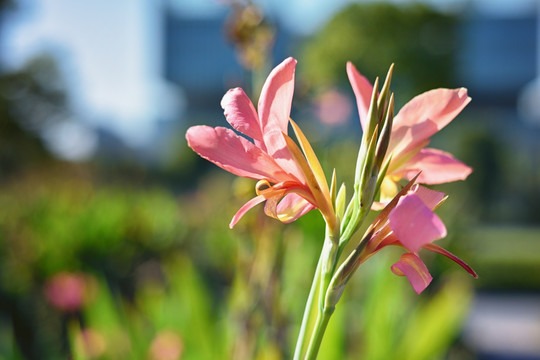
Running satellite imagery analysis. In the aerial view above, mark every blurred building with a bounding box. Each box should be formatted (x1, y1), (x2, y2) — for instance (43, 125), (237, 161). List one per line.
(458, 12), (537, 107)
(161, 3), (292, 129)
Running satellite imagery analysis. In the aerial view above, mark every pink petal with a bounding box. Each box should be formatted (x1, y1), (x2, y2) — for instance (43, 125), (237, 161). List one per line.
(398, 148), (473, 184)
(424, 243), (478, 278)
(346, 62), (374, 130)
(186, 126), (288, 182)
(255, 58), (305, 180)
(258, 57), (297, 136)
(221, 88), (264, 146)
(389, 88), (471, 155)
(276, 193), (314, 223)
(262, 129), (305, 183)
(391, 253), (433, 294)
(229, 195), (266, 228)
(410, 184), (447, 210)
(388, 194), (447, 253)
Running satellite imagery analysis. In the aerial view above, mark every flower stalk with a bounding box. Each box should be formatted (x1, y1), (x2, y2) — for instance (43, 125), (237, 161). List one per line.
(185, 57), (477, 360)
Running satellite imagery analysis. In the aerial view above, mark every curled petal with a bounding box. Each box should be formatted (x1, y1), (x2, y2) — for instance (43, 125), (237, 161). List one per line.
(276, 193), (315, 223)
(424, 243), (478, 278)
(186, 126), (288, 182)
(221, 88), (264, 146)
(389, 193), (447, 253)
(264, 194), (281, 220)
(390, 88), (471, 155)
(346, 62), (374, 130)
(229, 195), (266, 228)
(398, 148), (473, 184)
(410, 184), (447, 210)
(391, 253), (433, 294)
(258, 57), (297, 135)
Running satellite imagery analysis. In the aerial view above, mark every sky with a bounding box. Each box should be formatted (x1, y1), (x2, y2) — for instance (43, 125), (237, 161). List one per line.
(1, 0), (538, 157)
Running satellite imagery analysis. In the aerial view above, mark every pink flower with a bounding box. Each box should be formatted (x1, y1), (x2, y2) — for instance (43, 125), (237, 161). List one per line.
(360, 184), (477, 294)
(186, 57), (335, 229)
(347, 62), (473, 202)
(313, 88), (352, 126)
(44, 272), (95, 312)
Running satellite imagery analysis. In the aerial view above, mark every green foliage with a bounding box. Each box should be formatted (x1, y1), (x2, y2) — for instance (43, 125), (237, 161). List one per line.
(350, 252), (473, 360)
(301, 2), (457, 101)
(0, 165), (477, 359)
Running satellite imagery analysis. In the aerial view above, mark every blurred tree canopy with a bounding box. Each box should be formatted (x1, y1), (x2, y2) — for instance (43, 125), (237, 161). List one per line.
(300, 2), (458, 101)
(0, 55), (68, 174)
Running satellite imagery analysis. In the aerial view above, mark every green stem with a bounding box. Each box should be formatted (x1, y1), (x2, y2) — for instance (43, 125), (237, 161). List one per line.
(304, 306), (335, 360)
(293, 252), (323, 360)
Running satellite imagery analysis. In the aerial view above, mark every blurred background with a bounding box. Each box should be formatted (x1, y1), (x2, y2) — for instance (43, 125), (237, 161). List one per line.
(0, 0), (539, 359)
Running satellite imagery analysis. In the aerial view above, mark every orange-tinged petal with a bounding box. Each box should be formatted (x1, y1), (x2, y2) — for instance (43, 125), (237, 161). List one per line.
(186, 126), (288, 182)
(276, 193), (315, 223)
(391, 253), (433, 294)
(282, 132), (336, 229)
(378, 176), (400, 206)
(289, 119), (332, 208)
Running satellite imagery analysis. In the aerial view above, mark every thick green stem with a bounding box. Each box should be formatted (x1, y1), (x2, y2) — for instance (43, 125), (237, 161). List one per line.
(293, 254), (322, 360)
(294, 224), (340, 360)
(304, 306), (335, 360)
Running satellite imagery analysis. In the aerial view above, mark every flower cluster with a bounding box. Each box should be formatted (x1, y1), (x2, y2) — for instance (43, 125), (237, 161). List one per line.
(186, 57), (477, 359)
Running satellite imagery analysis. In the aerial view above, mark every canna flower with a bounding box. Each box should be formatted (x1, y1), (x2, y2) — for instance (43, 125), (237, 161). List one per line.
(358, 183), (477, 294)
(186, 57), (335, 229)
(347, 62), (472, 203)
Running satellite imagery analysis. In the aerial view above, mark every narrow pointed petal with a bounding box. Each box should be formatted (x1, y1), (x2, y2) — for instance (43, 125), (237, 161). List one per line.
(283, 132), (336, 229)
(398, 148), (473, 184)
(276, 193), (315, 223)
(258, 57), (297, 135)
(424, 243), (478, 278)
(390, 88), (471, 154)
(230, 195), (266, 228)
(290, 119), (332, 208)
(186, 126), (288, 182)
(221, 88), (264, 145)
(391, 253), (433, 294)
(346, 61), (374, 130)
(388, 194), (447, 253)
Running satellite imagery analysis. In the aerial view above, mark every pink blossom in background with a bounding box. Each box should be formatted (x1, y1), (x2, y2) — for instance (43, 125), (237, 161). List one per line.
(44, 272), (95, 312)
(314, 88), (352, 126)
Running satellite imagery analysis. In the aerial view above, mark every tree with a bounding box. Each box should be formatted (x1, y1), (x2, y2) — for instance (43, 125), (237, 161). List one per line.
(301, 2), (458, 102)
